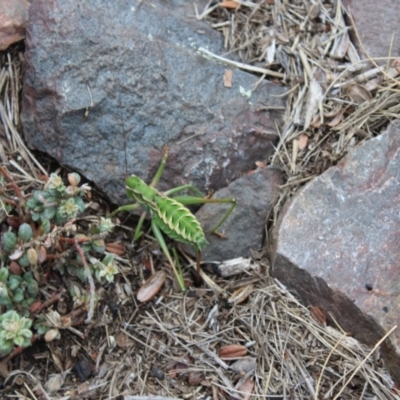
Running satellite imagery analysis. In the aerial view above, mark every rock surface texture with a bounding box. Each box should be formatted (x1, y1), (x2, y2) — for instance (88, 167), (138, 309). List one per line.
(0, 0), (29, 50)
(194, 166), (282, 261)
(343, 0), (400, 58)
(21, 0), (286, 207)
(271, 121), (400, 381)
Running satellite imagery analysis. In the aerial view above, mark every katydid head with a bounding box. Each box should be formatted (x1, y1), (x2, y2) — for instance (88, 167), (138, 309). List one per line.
(126, 175), (157, 205)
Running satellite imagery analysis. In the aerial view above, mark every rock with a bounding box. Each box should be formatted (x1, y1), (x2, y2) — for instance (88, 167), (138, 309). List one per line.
(193, 166), (282, 261)
(270, 121), (400, 382)
(343, 0), (400, 58)
(0, 0), (29, 50)
(21, 0), (286, 206)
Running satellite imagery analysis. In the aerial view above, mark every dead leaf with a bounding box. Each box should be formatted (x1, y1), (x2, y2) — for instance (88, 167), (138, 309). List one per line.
(304, 78), (323, 130)
(230, 357), (256, 373)
(326, 109), (343, 127)
(228, 284), (254, 304)
(188, 371), (203, 386)
(9, 261), (22, 275)
(237, 377), (254, 400)
(220, 1), (240, 9)
(310, 114), (321, 128)
(309, 306), (327, 325)
(37, 245), (47, 264)
(391, 59), (400, 69)
(9, 248), (24, 261)
(45, 373), (65, 393)
(308, 4), (320, 20)
(115, 332), (135, 348)
(6, 215), (20, 228)
(137, 270), (166, 302)
(223, 69), (233, 87)
(105, 242), (125, 255)
(0, 359), (9, 378)
(29, 301), (42, 313)
(45, 328), (61, 342)
(298, 134), (308, 150)
(324, 106), (342, 118)
(365, 78), (379, 92)
(255, 161), (266, 168)
(219, 344), (248, 360)
(346, 84), (371, 105)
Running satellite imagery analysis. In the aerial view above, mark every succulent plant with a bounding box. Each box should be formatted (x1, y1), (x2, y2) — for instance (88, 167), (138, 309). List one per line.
(34, 315), (51, 336)
(3, 231), (17, 252)
(69, 283), (99, 310)
(0, 310), (33, 355)
(98, 217), (115, 233)
(18, 223), (33, 242)
(66, 254), (119, 284)
(0, 168), (120, 348)
(0, 267), (39, 312)
(94, 254), (119, 283)
(26, 172), (88, 225)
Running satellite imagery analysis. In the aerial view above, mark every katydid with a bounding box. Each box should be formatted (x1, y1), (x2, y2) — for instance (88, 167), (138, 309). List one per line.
(110, 146), (236, 290)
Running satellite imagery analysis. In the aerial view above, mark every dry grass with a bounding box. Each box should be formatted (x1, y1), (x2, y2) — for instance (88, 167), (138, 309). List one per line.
(0, 0), (400, 399)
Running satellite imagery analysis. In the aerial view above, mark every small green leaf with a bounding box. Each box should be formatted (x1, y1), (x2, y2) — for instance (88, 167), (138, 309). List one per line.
(39, 219), (51, 234)
(3, 231), (17, 252)
(0, 336), (13, 354)
(26, 280), (39, 296)
(26, 197), (39, 210)
(43, 207), (57, 221)
(31, 213), (41, 222)
(12, 288), (24, 303)
(18, 223), (33, 242)
(8, 275), (22, 291)
(0, 267), (9, 282)
(18, 253), (30, 268)
(91, 239), (105, 253)
(73, 196), (86, 213)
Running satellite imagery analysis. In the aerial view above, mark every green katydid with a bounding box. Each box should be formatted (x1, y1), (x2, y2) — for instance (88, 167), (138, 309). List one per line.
(109, 146), (236, 290)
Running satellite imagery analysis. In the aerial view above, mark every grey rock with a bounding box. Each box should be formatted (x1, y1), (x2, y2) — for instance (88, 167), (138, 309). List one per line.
(192, 166), (282, 261)
(271, 120), (400, 382)
(21, 0), (286, 206)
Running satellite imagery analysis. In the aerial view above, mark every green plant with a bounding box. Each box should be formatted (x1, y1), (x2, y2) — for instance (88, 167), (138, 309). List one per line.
(26, 172), (89, 225)
(0, 267), (39, 312)
(0, 169), (118, 351)
(0, 310), (32, 355)
(66, 253), (119, 284)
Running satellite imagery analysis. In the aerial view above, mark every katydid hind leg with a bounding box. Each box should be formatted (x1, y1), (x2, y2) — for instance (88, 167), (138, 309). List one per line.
(151, 219), (186, 291)
(171, 194), (236, 236)
(133, 211), (147, 240)
(164, 184), (205, 198)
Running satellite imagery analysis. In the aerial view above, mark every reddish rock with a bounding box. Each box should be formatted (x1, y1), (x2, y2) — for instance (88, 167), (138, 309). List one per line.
(343, 0), (400, 58)
(271, 121), (400, 382)
(0, 0), (29, 50)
